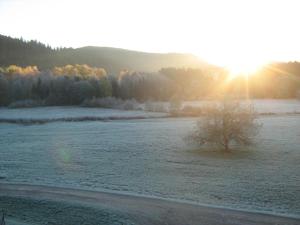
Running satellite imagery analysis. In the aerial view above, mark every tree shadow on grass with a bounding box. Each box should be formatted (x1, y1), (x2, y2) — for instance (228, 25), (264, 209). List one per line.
(186, 146), (257, 160)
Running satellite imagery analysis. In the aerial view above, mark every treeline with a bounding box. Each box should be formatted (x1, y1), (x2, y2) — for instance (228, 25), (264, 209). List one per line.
(0, 64), (220, 106)
(1, 63), (300, 107)
(0, 65), (110, 106)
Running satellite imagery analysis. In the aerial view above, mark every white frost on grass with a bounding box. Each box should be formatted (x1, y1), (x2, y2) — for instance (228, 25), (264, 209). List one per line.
(0, 114), (299, 216)
(182, 99), (300, 114)
(0, 106), (166, 120)
(141, 99), (300, 114)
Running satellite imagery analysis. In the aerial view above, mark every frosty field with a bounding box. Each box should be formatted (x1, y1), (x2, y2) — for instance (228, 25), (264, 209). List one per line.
(182, 99), (300, 114)
(0, 101), (300, 220)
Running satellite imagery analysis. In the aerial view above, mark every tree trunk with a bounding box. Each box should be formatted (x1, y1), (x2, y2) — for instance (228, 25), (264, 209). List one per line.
(223, 136), (230, 152)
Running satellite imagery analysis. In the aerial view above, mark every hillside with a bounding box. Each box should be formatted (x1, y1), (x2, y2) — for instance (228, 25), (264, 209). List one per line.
(0, 34), (204, 74)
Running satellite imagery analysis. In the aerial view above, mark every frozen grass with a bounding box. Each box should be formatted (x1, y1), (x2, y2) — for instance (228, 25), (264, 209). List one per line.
(182, 99), (300, 114)
(0, 106), (167, 119)
(3, 99), (299, 115)
(1, 184), (299, 225)
(0, 196), (135, 225)
(0, 112), (299, 216)
(141, 99), (300, 114)
(0, 106), (167, 124)
(1, 100), (299, 125)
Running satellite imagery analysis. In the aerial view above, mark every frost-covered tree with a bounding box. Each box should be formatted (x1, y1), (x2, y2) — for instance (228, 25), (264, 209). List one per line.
(188, 100), (261, 151)
(68, 80), (95, 104)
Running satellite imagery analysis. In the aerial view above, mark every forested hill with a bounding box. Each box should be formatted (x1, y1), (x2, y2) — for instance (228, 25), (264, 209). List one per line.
(0, 34), (204, 74)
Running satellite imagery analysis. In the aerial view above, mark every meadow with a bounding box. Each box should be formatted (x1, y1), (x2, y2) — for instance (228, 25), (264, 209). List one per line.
(0, 100), (299, 222)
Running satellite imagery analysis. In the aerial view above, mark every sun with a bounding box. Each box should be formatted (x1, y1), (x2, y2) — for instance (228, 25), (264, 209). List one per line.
(205, 50), (269, 80)
(225, 59), (265, 80)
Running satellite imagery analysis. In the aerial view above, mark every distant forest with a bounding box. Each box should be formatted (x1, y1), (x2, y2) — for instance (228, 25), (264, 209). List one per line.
(0, 35), (300, 107)
(0, 34), (203, 74)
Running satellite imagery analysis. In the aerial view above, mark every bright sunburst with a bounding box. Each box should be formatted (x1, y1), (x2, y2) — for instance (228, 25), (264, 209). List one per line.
(224, 57), (267, 80)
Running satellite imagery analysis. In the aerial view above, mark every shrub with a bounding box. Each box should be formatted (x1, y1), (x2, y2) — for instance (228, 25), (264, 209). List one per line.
(181, 106), (203, 116)
(144, 101), (168, 112)
(187, 100), (261, 151)
(81, 97), (141, 110)
(8, 99), (45, 108)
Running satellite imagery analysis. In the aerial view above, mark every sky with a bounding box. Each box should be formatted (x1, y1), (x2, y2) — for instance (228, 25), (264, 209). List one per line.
(0, 0), (299, 71)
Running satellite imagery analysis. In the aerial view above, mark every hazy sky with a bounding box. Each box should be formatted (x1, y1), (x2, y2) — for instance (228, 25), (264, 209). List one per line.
(1, 0), (299, 70)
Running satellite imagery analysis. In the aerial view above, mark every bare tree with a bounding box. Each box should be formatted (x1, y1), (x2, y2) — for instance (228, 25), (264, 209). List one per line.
(188, 100), (261, 151)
